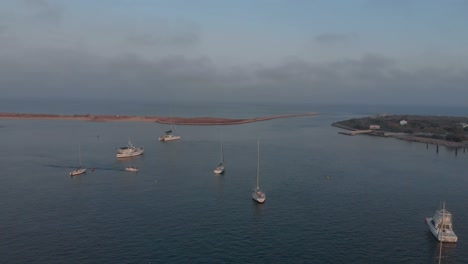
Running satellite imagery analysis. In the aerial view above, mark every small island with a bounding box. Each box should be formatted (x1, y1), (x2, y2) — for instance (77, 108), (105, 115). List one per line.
(333, 114), (468, 147)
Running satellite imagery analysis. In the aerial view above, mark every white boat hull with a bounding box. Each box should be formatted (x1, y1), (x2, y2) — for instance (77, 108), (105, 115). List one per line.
(252, 191), (266, 203)
(70, 168), (86, 176)
(159, 135), (181, 142)
(214, 166), (225, 174)
(426, 217), (458, 242)
(125, 167), (139, 172)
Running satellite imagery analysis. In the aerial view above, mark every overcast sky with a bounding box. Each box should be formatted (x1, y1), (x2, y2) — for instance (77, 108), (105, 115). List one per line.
(1, 0), (467, 105)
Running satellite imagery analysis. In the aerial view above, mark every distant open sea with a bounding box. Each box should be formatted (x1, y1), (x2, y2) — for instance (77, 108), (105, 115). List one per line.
(1, 100), (467, 263)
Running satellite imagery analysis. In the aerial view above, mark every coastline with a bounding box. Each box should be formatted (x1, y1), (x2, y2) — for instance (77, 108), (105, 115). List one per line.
(0, 112), (317, 125)
(392, 135), (466, 147)
(332, 120), (468, 148)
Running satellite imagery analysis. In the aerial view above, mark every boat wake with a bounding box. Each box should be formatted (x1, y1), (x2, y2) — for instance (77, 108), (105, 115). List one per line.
(43, 164), (123, 172)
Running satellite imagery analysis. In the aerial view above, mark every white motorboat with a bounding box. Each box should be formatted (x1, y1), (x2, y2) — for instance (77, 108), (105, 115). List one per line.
(116, 140), (144, 158)
(70, 145), (86, 176)
(213, 143), (225, 174)
(252, 140), (266, 203)
(125, 166), (139, 172)
(426, 202), (458, 243)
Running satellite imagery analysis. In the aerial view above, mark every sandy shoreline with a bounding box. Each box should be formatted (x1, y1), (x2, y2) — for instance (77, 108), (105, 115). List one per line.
(0, 112), (317, 125)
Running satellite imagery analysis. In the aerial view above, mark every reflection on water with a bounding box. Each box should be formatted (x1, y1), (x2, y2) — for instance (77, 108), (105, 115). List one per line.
(214, 173), (225, 194)
(432, 242), (457, 264)
(252, 199), (266, 219)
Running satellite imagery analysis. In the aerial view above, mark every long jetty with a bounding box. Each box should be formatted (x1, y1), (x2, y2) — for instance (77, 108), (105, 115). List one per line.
(338, 130), (373, 136)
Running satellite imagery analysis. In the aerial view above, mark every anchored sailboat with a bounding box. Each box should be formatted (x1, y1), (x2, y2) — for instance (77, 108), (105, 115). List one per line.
(69, 145), (86, 176)
(252, 140), (266, 203)
(159, 117), (181, 142)
(213, 143), (225, 174)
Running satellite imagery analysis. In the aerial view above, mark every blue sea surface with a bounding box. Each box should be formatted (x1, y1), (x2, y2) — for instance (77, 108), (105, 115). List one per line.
(0, 101), (467, 263)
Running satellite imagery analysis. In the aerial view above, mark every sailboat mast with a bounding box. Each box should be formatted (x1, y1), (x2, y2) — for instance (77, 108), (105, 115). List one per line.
(79, 145), (82, 167)
(170, 112), (176, 133)
(256, 140), (260, 188)
(221, 143), (224, 163)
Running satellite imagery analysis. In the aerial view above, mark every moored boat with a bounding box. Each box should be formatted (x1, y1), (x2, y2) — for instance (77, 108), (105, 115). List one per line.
(426, 202), (458, 243)
(125, 166), (139, 172)
(70, 168), (86, 176)
(159, 130), (181, 142)
(252, 140), (266, 203)
(117, 140), (144, 158)
(214, 163), (225, 174)
(159, 117), (181, 142)
(70, 145), (86, 176)
(213, 143), (225, 174)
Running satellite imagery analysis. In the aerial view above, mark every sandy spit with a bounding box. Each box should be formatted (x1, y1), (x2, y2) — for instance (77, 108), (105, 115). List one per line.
(0, 112), (318, 125)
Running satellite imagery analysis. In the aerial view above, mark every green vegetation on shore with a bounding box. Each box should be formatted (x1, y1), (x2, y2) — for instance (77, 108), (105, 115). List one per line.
(333, 115), (468, 142)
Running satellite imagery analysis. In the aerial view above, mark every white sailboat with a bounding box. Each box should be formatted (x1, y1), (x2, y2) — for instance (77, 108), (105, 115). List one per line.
(69, 145), (86, 176)
(252, 140), (266, 203)
(213, 143), (225, 174)
(159, 117), (181, 142)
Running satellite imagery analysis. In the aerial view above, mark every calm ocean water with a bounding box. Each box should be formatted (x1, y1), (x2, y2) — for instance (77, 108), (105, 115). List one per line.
(1, 101), (467, 263)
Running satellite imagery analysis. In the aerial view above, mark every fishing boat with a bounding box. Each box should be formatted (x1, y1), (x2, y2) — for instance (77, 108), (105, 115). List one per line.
(125, 166), (139, 172)
(252, 140), (266, 203)
(426, 202), (458, 243)
(116, 140), (144, 158)
(213, 143), (225, 174)
(70, 145), (86, 176)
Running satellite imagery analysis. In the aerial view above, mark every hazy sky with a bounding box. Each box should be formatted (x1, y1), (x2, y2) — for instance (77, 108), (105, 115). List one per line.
(1, 0), (467, 105)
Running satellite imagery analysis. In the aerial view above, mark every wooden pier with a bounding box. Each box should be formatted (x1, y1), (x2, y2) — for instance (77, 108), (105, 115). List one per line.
(338, 130), (373, 136)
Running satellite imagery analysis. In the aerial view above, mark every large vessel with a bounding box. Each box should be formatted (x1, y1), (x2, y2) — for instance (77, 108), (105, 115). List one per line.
(252, 140), (266, 203)
(426, 202), (458, 243)
(116, 140), (144, 158)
